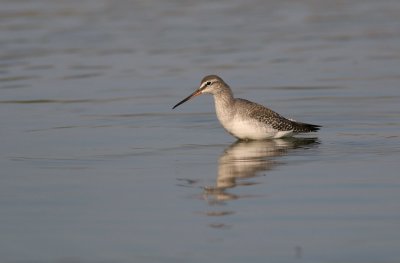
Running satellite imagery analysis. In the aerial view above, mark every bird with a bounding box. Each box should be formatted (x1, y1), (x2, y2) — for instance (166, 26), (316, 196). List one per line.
(172, 75), (321, 140)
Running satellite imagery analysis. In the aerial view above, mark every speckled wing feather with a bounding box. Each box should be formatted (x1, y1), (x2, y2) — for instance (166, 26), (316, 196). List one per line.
(235, 99), (320, 132)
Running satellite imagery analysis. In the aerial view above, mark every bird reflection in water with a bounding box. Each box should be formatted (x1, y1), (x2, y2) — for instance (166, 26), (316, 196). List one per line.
(203, 137), (319, 203)
(177, 137), (319, 229)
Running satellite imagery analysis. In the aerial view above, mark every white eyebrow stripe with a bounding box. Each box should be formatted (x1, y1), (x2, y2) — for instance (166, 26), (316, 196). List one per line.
(200, 82), (210, 89)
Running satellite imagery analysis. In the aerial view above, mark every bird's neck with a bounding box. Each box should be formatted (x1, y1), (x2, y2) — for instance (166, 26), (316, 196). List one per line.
(213, 88), (235, 123)
(213, 88), (234, 108)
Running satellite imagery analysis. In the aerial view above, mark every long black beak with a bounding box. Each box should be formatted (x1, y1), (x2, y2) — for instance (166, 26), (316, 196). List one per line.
(172, 89), (202, 109)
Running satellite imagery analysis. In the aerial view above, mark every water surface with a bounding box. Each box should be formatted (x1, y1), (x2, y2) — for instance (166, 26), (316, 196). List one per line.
(1, 0), (400, 262)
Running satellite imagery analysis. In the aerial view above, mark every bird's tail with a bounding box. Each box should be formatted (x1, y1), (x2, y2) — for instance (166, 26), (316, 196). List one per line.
(292, 121), (321, 133)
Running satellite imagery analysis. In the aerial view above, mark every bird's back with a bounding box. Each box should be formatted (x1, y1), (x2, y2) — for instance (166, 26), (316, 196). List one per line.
(234, 98), (320, 133)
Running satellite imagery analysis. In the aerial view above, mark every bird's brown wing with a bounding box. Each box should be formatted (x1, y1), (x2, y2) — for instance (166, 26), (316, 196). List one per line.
(235, 99), (320, 132)
(235, 99), (295, 131)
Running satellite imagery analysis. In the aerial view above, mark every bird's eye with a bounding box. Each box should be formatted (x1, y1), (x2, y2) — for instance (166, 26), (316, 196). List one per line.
(206, 81), (211, 86)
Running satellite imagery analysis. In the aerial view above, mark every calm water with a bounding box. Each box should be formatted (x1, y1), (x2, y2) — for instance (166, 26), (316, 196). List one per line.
(1, 0), (400, 262)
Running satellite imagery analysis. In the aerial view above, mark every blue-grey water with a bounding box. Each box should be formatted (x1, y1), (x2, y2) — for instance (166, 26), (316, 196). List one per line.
(1, 0), (400, 262)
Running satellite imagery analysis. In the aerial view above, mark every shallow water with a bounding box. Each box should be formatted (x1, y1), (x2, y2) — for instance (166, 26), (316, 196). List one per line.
(1, 0), (400, 262)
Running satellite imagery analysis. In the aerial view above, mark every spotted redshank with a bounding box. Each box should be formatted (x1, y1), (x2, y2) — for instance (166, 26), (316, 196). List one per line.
(172, 75), (321, 140)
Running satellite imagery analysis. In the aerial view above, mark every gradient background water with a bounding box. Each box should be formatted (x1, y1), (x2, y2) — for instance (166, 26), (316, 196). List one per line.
(1, 0), (400, 262)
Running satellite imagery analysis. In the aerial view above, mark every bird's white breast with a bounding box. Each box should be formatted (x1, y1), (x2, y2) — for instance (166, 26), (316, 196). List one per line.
(214, 96), (293, 140)
(221, 117), (293, 140)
